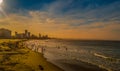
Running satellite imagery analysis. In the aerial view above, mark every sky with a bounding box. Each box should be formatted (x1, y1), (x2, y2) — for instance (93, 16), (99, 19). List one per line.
(0, 0), (120, 40)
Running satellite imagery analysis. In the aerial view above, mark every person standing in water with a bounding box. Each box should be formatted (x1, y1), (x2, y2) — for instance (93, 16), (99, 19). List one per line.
(65, 47), (68, 51)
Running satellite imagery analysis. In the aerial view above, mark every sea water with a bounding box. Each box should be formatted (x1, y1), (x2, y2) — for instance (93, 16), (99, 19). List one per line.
(25, 39), (120, 71)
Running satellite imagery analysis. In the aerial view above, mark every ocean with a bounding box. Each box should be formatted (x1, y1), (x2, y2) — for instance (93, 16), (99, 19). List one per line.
(25, 39), (120, 71)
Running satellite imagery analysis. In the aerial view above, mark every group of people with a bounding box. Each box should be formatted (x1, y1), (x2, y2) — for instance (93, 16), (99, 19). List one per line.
(24, 40), (46, 55)
(24, 40), (68, 56)
(57, 45), (68, 51)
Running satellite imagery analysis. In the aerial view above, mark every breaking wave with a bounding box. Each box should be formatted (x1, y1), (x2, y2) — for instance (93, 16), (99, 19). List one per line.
(94, 53), (120, 62)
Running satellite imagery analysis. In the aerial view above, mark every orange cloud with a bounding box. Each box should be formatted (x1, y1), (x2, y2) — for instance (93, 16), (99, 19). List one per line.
(0, 11), (120, 40)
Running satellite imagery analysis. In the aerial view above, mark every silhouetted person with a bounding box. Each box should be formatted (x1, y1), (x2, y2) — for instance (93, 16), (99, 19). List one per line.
(57, 46), (60, 49)
(65, 47), (68, 51)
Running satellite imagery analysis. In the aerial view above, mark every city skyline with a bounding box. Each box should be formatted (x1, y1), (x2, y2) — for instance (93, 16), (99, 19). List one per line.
(0, 0), (120, 40)
(0, 28), (49, 39)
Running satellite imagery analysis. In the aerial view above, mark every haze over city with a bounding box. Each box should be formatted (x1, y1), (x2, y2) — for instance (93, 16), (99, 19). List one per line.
(0, 0), (120, 40)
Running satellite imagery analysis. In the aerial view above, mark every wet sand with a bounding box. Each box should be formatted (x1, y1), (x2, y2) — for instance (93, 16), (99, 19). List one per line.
(51, 59), (108, 71)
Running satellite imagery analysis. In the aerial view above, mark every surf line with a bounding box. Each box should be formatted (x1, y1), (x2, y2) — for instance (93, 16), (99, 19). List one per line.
(94, 53), (109, 59)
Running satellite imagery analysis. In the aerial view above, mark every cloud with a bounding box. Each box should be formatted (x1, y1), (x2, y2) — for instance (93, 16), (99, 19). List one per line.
(0, 0), (120, 40)
(42, 0), (73, 15)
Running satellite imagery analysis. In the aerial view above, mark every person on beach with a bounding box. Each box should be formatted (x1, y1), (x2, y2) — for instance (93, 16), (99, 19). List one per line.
(41, 47), (44, 54)
(35, 47), (39, 52)
(65, 47), (68, 51)
(63, 46), (68, 51)
(57, 46), (60, 49)
(31, 44), (34, 50)
(43, 47), (45, 52)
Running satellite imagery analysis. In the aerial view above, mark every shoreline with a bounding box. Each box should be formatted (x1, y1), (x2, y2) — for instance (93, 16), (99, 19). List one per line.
(46, 58), (108, 71)
(30, 49), (108, 71)
(0, 40), (64, 71)
(24, 40), (109, 71)
(0, 39), (109, 71)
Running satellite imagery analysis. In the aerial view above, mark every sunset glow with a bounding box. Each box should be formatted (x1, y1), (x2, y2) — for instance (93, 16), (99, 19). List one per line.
(0, 1), (120, 71)
(0, 0), (3, 5)
(0, 0), (120, 40)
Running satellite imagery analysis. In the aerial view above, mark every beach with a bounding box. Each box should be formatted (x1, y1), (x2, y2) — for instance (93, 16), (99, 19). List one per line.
(0, 39), (119, 71)
(24, 40), (111, 71)
(0, 39), (63, 71)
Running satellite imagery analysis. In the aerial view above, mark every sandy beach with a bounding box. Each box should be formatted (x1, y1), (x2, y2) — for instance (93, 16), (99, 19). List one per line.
(0, 39), (63, 71)
(24, 40), (109, 71)
(0, 39), (112, 71)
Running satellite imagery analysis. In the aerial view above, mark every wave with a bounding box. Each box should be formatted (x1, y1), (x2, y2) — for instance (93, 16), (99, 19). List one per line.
(76, 59), (112, 71)
(94, 53), (120, 62)
(94, 53), (109, 59)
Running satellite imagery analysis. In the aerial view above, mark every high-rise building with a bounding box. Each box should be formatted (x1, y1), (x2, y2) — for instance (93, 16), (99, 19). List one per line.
(0, 28), (11, 38)
(39, 33), (41, 38)
(28, 32), (31, 38)
(25, 30), (28, 38)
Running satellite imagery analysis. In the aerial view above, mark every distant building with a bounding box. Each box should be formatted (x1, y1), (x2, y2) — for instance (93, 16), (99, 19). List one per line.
(15, 30), (31, 39)
(25, 30), (28, 38)
(42, 35), (49, 39)
(0, 28), (49, 39)
(0, 28), (11, 38)
(28, 32), (31, 38)
(14, 29), (49, 39)
(39, 33), (41, 38)
(15, 32), (25, 39)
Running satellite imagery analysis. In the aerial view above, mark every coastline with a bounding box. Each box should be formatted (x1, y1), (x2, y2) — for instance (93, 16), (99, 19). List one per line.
(46, 59), (108, 71)
(24, 39), (109, 71)
(0, 40), (64, 71)
(0, 39), (109, 71)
